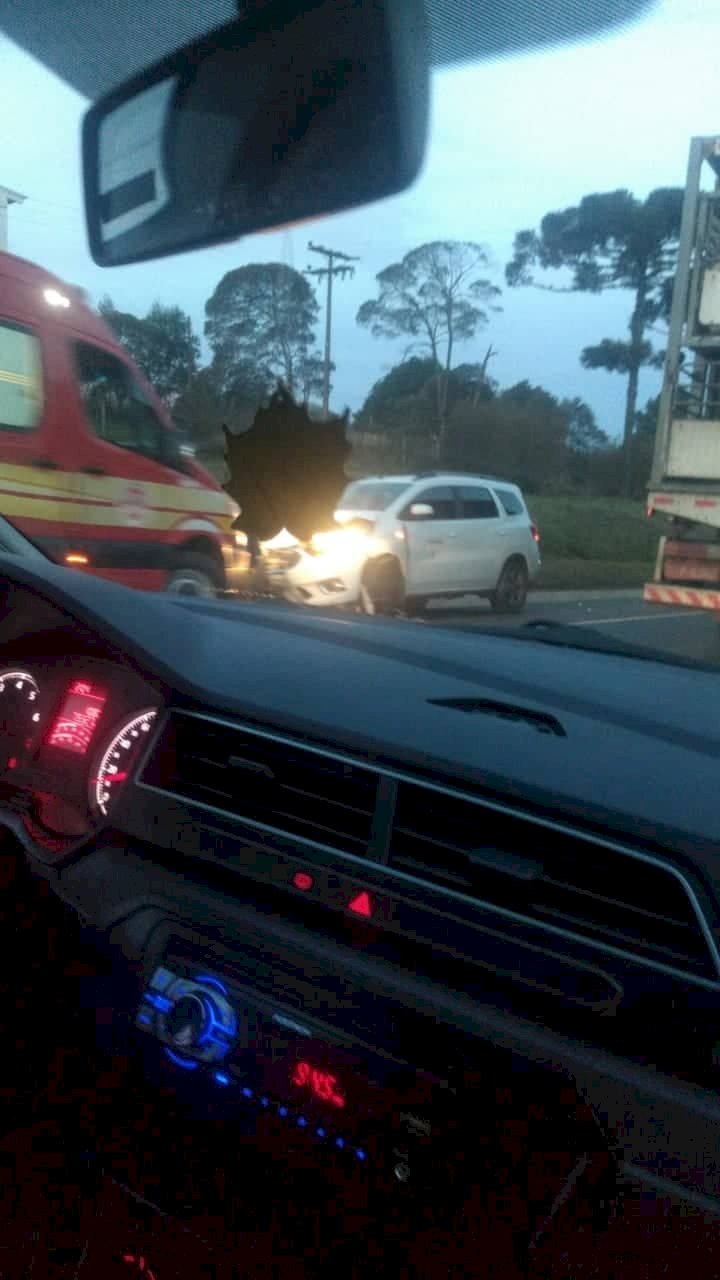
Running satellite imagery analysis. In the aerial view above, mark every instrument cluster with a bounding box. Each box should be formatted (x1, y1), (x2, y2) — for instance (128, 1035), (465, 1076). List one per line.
(0, 660), (161, 847)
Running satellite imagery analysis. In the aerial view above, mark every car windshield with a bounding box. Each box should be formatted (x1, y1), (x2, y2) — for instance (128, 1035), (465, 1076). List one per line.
(338, 482), (408, 512)
(1, 0), (719, 666)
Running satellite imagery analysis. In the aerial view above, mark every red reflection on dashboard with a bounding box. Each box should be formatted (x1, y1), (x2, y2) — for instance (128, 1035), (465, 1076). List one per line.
(34, 791), (89, 838)
(121, 1256), (156, 1279)
(291, 1061), (346, 1108)
(46, 680), (107, 756)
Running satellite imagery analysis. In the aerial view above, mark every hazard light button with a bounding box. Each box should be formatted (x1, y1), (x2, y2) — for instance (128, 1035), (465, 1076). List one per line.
(320, 871), (392, 923)
(348, 890), (374, 919)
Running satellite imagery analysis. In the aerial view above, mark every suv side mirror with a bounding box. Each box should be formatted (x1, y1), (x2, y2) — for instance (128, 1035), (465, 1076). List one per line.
(408, 502), (434, 519)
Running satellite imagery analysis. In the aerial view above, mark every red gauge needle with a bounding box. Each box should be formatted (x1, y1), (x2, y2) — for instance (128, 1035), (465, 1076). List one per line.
(91, 771), (128, 785)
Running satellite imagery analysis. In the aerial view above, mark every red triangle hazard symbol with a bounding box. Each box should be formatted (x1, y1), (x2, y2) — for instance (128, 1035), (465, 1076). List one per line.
(348, 891), (373, 918)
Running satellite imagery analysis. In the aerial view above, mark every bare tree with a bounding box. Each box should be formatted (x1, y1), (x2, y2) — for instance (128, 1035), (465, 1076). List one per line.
(357, 241), (501, 455)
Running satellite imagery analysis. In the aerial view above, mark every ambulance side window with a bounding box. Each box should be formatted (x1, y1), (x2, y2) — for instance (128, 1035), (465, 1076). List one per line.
(0, 321), (43, 431)
(74, 342), (177, 467)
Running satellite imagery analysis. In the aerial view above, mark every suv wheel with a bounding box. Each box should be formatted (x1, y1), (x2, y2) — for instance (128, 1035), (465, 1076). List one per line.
(405, 595), (428, 618)
(490, 558), (529, 614)
(358, 558), (405, 615)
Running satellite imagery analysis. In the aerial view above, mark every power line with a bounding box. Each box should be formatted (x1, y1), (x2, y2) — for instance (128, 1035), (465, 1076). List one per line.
(305, 241), (359, 419)
(14, 206), (83, 226)
(22, 193), (83, 213)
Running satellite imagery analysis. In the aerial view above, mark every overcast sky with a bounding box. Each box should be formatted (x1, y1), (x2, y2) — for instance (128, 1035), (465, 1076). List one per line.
(0, 0), (716, 436)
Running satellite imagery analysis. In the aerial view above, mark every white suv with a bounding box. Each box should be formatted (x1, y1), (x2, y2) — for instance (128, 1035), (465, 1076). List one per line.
(266, 472), (541, 615)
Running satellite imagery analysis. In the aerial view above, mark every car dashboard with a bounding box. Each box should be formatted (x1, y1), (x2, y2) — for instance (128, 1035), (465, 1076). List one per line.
(2, 558), (720, 1276)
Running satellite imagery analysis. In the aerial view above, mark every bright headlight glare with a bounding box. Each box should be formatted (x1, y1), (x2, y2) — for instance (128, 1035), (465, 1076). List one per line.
(310, 528), (369, 558)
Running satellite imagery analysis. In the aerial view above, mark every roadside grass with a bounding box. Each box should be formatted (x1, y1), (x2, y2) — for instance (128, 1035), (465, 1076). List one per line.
(526, 496), (666, 590)
(534, 559), (650, 590)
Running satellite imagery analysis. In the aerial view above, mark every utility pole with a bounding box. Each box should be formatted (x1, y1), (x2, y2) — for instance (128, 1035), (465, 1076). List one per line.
(0, 186), (25, 252)
(473, 344), (498, 405)
(305, 242), (359, 419)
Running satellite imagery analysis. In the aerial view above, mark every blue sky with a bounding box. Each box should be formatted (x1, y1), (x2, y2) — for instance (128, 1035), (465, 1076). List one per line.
(0, 0), (716, 436)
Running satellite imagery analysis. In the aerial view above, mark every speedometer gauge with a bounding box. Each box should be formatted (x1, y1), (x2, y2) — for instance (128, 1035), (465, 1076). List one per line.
(0, 670), (42, 768)
(90, 709), (158, 817)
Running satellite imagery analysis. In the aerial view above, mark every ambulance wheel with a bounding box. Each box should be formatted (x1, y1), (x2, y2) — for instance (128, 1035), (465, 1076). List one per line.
(166, 553), (222, 597)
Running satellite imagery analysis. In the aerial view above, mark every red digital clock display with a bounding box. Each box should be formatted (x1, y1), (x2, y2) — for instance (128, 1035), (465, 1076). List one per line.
(291, 1060), (346, 1109)
(47, 680), (107, 756)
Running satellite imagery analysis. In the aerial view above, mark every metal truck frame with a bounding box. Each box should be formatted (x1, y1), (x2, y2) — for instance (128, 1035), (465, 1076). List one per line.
(646, 136), (720, 610)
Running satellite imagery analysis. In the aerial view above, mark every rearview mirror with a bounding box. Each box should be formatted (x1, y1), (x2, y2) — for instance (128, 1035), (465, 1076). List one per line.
(82, 0), (429, 267)
(409, 502), (434, 519)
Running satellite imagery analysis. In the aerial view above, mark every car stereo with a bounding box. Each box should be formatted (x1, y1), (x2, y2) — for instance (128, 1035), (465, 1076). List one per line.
(116, 928), (619, 1272)
(134, 960), (459, 1200)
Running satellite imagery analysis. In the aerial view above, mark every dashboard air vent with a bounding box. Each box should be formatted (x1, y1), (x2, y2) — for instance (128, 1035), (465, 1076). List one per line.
(390, 781), (714, 979)
(143, 712), (378, 857)
(141, 711), (715, 985)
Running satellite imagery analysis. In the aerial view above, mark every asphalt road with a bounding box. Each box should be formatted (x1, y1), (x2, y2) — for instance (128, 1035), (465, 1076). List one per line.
(425, 591), (720, 667)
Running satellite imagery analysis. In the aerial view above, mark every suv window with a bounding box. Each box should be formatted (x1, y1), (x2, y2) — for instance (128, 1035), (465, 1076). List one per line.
(0, 321), (42, 431)
(457, 485), (499, 519)
(75, 342), (181, 469)
(403, 485), (457, 520)
(494, 488), (525, 517)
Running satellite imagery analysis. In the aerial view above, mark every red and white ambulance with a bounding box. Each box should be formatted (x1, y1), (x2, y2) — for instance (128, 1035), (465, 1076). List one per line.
(0, 251), (248, 594)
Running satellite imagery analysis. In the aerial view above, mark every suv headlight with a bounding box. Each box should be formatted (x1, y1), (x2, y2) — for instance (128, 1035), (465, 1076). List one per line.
(310, 527), (373, 562)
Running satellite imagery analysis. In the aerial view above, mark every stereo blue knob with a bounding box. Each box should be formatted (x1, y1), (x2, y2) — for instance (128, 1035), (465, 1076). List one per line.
(167, 993), (207, 1049)
(139, 971), (238, 1065)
